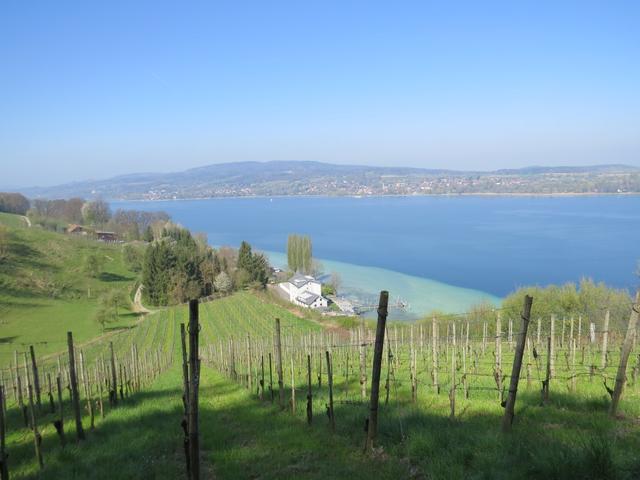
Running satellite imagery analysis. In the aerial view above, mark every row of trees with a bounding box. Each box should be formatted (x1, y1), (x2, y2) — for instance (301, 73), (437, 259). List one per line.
(30, 197), (170, 240)
(140, 225), (270, 306)
(0, 192), (30, 215)
(287, 234), (313, 273)
(32, 198), (85, 223)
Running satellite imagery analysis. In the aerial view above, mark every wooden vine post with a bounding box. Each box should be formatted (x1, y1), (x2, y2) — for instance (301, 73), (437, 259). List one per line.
(502, 295), (533, 432)
(67, 332), (85, 441)
(365, 290), (389, 451)
(29, 346), (41, 411)
(109, 342), (118, 406)
(326, 351), (335, 432)
(55, 375), (66, 447)
(275, 318), (285, 409)
(306, 354), (313, 424)
(187, 299), (201, 480)
(28, 385), (43, 469)
(180, 323), (190, 477)
(0, 386), (8, 480)
(609, 289), (640, 417)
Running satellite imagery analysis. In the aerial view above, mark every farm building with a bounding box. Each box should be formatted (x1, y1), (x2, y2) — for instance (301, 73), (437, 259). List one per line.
(96, 231), (119, 242)
(67, 224), (89, 235)
(278, 273), (328, 309)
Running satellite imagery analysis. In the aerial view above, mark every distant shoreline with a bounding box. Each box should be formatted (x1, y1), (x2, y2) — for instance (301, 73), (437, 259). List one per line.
(110, 191), (640, 203)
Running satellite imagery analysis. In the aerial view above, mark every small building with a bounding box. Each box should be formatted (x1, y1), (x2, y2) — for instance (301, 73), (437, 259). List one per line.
(67, 224), (89, 235)
(278, 273), (328, 309)
(96, 231), (118, 243)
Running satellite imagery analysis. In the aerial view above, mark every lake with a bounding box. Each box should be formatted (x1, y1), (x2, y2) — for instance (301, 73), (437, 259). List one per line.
(115, 195), (640, 318)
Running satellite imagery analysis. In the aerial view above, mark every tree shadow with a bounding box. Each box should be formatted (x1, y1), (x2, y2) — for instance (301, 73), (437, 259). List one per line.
(99, 272), (134, 282)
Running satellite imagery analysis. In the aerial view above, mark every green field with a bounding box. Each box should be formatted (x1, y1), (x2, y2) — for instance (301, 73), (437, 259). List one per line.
(0, 217), (140, 367)
(0, 212), (28, 228)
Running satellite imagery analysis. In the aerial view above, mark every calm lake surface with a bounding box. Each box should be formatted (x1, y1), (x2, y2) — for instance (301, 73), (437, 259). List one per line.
(115, 196), (640, 317)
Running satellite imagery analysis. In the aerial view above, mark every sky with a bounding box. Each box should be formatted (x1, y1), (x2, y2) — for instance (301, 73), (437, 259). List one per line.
(1, 1), (639, 187)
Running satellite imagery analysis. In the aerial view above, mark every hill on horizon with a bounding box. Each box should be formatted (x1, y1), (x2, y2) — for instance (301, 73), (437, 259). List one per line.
(17, 160), (640, 200)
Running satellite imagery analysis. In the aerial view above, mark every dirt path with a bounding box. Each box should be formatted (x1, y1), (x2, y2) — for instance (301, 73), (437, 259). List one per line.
(133, 284), (152, 314)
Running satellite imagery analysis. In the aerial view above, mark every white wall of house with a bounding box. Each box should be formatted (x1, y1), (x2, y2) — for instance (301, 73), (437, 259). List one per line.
(279, 275), (328, 309)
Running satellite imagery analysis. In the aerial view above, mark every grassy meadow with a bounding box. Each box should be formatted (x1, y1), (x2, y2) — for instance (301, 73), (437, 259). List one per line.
(0, 214), (140, 366)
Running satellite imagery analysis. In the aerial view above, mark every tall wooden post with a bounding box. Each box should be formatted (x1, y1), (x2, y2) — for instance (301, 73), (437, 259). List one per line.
(495, 312), (502, 399)
(609, 290), (640, 416)
(365, 291), (389, 450)
(432, 317), (439, 394)
(247, 335), (253, 394)
(55, 375), (65, 447)
(67, 332), (84, 441)
(0, 386), (8, 480)
(109, 342), (118, 406)
(187, 299), (200, 480)
(601, 310), (610, 370)
(275, 318), (284, 409)
(28, 386), (43, 469)
(306, 354), (313, 425)
(542, 336), (551, 405)
(502, 295), (533, 432)
(359, 320), (367, 400)
(29, 346), (41, 411)
(326, 351), (335, 432)
(180, 324), (190, 417)
(290, 357), (296, 414)
(549, 315), (556, 379)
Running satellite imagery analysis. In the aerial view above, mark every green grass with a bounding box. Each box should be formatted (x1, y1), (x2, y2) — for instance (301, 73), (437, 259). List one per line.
(0, 212), (28, 228)
(0, 223), (140, 368)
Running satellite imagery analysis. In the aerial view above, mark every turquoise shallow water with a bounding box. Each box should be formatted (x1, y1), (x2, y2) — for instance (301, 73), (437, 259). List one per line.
(264, 250), (500, 319)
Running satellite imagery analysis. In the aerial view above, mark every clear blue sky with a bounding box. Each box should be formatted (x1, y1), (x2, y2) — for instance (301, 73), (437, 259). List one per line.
(1, 1), (639, 187)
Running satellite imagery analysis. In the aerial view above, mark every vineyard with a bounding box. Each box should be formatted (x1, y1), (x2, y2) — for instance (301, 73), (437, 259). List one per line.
(0, 290), (639, 479)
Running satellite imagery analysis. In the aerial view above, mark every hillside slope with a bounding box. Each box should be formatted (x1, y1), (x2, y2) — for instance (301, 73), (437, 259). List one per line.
(0, 216), (139, 364)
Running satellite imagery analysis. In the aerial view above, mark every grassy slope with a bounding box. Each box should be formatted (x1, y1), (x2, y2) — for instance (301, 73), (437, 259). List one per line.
(0, 217), (139, 367)
(0, 212), (28, 228)
(4, 292), (640, 479)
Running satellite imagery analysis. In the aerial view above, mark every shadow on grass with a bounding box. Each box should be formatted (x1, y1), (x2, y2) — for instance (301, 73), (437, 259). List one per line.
(99, 272), (134, 282)
(4, 369), (639, 480)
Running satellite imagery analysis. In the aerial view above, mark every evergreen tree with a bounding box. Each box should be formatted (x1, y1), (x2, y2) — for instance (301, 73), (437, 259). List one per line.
(237, 241), (253, 271)
(143, 225), (154, 242)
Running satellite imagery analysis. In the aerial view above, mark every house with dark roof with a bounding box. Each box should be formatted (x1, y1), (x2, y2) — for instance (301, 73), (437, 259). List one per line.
(278, 273), (328, 309)
(96, 231), (119, 243)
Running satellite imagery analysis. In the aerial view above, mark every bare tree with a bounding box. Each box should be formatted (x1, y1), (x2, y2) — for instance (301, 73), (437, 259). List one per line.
(330, 272), (342, 295)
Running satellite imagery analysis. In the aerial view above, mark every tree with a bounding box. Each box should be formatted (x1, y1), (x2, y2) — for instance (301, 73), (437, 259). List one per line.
(95, 289), (129, 330)
(237, 241), (253, 271)
(94, 308), (111, 331)
(330, 272), (342, 295)
(143, 225), (154, 242)
(123, 244), (144, 272)
(0, 192), (30, 215)
(287, 234), (313, 273)
(0, 225), (8, 260)
(82, 199), (111, 226)
(84, 253), (104, 278)
(214, 271), (232, 293)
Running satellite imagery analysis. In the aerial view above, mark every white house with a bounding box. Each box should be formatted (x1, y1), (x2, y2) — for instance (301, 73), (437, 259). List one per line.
(278, 273), (329, 309)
